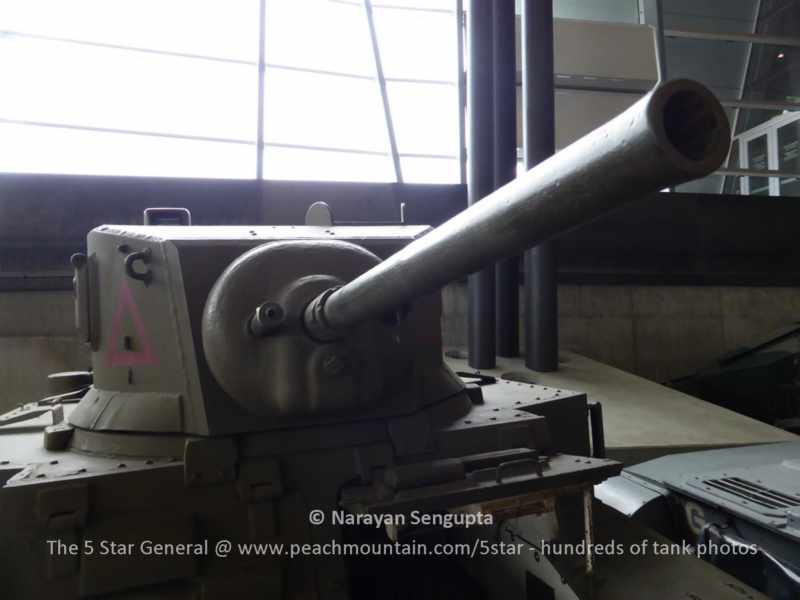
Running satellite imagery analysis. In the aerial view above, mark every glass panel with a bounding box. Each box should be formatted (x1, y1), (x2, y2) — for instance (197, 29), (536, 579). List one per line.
(263, 146), (395, 182)
(747, 135), (770, 196)
(664, 38), (748, 112)
(400, 156), (459, 184)
(0, 123), (254, 178)
(386, 81), (459, 156)
(263, 68), (390, 152)
(722, 141), (741, 195)
(0, 0), (258, 60)
(553, 0), (639, 24)
(373, 7), (457, 81)
(736, 107), (785, 136)
(778, 118), (800, 196)
(265, 0), (374, 75)
(678, 174), (725, 195)
(744, 43), (800, 124)
(0, 36), (256, 140)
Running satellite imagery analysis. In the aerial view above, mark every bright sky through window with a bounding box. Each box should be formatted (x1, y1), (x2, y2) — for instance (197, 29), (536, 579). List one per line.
(0, 0), (461, 183)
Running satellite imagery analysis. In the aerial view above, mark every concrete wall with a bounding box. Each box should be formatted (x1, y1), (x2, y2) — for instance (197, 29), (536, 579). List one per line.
(3, 282), (799, 413)
(0, 291), (88, 411)
(442, 283), (800, 383)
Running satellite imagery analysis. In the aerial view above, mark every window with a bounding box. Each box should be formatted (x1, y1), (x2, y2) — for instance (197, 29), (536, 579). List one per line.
(0, 0), (463, 183)
(778, 120), (800, 195)
(724, 110), (800, 197)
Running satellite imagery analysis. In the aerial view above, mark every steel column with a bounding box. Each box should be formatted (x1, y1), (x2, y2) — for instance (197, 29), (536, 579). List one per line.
(493, 0), (519, 357)
(456, 0), (467, 184)
(654, 0), (668, 82)
(521, 0), (557, 372)
(467, 0), (496, 369)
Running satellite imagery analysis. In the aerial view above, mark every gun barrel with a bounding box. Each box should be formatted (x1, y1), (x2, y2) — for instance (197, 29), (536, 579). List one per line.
(305, 79), (730, 339)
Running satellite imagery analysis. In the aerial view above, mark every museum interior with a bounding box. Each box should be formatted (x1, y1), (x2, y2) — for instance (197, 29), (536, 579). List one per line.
(0, 1), (799, 599)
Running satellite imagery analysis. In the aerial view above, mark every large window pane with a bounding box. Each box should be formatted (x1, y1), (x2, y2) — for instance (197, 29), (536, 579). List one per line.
(554, 0), (639, 23)
(0, 0), (258, 60)
(0, 123), (254, 178)
(263, 146), (395, 182)
(373, 7), (457, 81)
(778, 119), (800, 196)
(747, 134), (770, 195)
(264, 68), (390, 152)
(0, 36), (256, 140)
(400, 156), (459, 184)
(265, 0), (374, 75)
(387, 82), (459, 156)
(722, 141), (742, 195)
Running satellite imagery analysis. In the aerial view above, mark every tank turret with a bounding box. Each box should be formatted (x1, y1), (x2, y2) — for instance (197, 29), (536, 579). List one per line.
(0, 79), (730, 599)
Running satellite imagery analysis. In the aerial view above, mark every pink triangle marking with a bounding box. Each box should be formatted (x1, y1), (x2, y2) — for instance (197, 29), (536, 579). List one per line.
(106, 279), (158, 367)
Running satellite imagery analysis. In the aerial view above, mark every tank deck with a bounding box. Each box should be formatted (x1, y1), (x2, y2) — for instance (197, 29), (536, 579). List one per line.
(445, 350), (797, 465)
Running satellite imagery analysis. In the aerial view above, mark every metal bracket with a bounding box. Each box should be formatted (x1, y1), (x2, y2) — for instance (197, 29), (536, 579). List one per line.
(0, 403), (65, 429)
(44, 420), (75, 451)
(588, 401), (606, 459)
(183, 438), (237, 487)
(237, 458), (284, 541)
(37, 483), (89, 580)
(237, 458), (283, 503)
(37, 484), (89, 530)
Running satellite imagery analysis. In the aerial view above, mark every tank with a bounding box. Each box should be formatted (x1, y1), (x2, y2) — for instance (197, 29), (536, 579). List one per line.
(0, 80), (732, 599)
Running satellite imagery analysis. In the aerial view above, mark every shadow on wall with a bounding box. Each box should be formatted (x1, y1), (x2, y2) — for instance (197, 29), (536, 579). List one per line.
(442, 283), (800, 383)
(0, 291), (89, 411)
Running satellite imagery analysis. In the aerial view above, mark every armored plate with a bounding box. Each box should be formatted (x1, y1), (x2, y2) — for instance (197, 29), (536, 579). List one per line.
(625, 442), (800, 542)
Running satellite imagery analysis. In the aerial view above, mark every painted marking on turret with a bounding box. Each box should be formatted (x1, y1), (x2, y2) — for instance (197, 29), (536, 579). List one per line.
(107, 279), (158, 367)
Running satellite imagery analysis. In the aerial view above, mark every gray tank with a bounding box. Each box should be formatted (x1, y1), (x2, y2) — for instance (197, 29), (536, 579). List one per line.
(0, 80), (732, 599)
